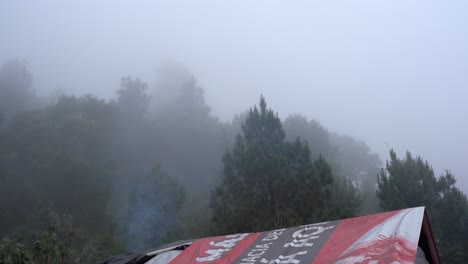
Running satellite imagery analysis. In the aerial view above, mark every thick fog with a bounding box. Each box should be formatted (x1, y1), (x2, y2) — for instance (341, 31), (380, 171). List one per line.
(3, 1), (468, 262)
(1, 0), (467, 192)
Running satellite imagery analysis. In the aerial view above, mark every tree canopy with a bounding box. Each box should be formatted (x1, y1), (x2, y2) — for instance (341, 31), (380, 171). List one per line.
(0, 60), (36, 122)
(211, 97), (360, 234)
(377, 149), (468, 263)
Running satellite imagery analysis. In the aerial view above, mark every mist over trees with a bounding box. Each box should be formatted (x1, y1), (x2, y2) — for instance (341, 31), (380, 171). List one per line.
(211, 98), (361, 234)
(0, 60), (467, 263)
(0, 60), (37, 124)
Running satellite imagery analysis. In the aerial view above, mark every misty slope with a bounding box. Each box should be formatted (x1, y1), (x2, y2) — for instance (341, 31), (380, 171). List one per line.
(0, 61), (467, 263)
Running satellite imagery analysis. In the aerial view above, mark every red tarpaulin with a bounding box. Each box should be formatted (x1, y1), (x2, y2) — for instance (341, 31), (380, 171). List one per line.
(162, 207), (438, 264)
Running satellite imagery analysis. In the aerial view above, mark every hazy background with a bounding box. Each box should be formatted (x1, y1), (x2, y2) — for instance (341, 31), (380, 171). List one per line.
(1, 0), (467, 191)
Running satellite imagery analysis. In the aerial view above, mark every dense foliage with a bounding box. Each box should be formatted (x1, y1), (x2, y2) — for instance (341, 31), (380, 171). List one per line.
(377, 150), (468, 263)
(211, 98), (361, 234)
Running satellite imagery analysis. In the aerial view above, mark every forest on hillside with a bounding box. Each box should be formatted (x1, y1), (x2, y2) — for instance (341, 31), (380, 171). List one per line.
(0, 60), (467, 263)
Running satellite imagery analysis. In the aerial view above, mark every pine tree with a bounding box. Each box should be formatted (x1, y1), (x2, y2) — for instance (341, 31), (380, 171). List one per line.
(377, 149), (468, 263)
(211, 97), (360, 234)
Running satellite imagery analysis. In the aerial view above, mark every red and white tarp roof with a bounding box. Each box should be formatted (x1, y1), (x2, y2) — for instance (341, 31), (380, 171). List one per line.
(160, 207), (438, 264)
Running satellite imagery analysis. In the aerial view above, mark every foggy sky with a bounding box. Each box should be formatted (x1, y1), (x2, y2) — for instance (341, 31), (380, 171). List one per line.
(1, 0), (468, 191)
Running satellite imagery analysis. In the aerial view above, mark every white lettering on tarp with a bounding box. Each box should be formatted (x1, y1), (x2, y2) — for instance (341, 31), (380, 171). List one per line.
(196, 233), (249, 262)
(260, 251), (307, 264)
(241, 228), (286, 264)
(240, 243), (273, 263)
(196, 248), (230, 262)
(250, 223), (335, 264)
(240, 228), (286, 264)
(284, 224), (335, 248)
(263, 228), (285, 241)
(256, 243), (273, 249)
(210, 234), (249, 248)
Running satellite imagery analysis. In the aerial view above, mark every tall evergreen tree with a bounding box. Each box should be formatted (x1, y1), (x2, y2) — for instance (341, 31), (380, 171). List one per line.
(152, 76), (224, 194)
(330, 133), (381, 213)
(0, 60), (36, 122)
(377, 149), (468, 263)
(211, 97), (360, 234)
(283, 115), (336, 160)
